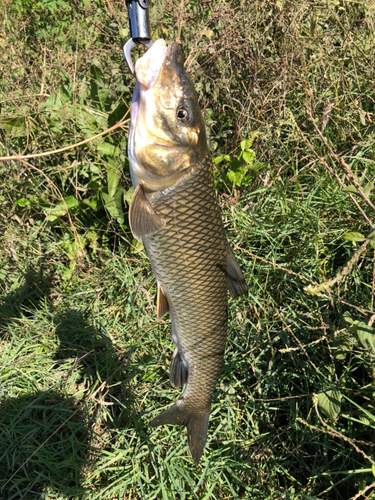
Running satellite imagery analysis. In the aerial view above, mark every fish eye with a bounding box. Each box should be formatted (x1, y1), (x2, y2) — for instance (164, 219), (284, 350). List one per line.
(177, 106), (191, 123)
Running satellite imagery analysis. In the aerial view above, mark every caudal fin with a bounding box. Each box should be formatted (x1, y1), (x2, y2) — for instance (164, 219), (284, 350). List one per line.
(150, 404), (210, 465)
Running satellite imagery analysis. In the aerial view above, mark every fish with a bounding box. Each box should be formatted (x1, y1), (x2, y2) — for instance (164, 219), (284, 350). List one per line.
(128, 39), (248, 464)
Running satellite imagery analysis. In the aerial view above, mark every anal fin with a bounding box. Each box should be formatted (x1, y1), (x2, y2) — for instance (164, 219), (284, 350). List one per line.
(129, 184), (165, 240)
(169, 346), (188, 388)
(227, 247), (248, 298)
(156, 284), (169, 321)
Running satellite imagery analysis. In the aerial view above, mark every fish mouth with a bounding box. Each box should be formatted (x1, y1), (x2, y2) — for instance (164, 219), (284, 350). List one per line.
(135, 39), (168, 90)
(134, 41), (183, 91)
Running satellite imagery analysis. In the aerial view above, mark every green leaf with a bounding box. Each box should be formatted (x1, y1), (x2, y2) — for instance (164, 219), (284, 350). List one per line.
(63, 195), (80, 210)
(0, 117), (27, 137)
(220, 382), (236, 400)
(343, 232), (365, 242)
(342, 185), (358, 194)
(106, 162), (122, 198)
(130, 238), (144, 254)
(49, 195), (80, 220)
(39, 93), (63, 112)
(317, 389), (342, 420)
(87, 180), (102, 189)
(213, 154), (231, 164)
(356, 321), (375, 354)
(240, 139), (253, 151)
(228, 169), (244, 186)
(17, 198), (31, 207)
(230, 159), (242, 170)
(243, 150), (255, 165)
(101, 188), (124, 224)
(109, 101), (130, 126)
(82, 196), (99, 210)
(343, 311), (354, 324)
(50, 195), (79, 220)
(364, 182), (374, 196)
(253, 161), (266, 171)
(123, 187), (134, 205)
(332, 331), (355, 360)
(90, 64), (111, 111)
(97, 142), (121, 157)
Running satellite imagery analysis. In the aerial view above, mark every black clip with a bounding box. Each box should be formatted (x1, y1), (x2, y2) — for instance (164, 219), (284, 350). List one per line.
(124, 0), (153, 75)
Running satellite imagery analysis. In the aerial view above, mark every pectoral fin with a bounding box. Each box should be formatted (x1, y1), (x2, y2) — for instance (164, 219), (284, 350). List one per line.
(129, 184), (165, 240)
(226, 247), (248, 298)
(156, 284), (169, 321)
(169, 347), (188, 388)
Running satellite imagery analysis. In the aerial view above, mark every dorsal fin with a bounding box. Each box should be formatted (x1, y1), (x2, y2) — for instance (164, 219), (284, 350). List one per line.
(129, 184), (165, 240)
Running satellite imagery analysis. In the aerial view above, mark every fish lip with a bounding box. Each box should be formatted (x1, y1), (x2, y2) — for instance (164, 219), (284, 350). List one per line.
(159, 41), (184, 83)
(165, 41), (182, 67)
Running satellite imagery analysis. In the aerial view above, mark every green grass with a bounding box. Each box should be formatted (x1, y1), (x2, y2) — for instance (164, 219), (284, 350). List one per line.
(1, 0), (375, 498)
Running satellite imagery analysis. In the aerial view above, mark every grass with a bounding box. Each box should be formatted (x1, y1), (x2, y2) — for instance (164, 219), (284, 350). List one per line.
(1, 0), (375, 498)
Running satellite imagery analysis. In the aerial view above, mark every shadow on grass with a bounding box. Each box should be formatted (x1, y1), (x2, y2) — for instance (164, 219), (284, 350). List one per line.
(0, 266), (54, 337)
(0, 391), (91, 499)
(53, 308), (136, 424)
(0, 271), (139, 497)
(53, 308), (120, 388)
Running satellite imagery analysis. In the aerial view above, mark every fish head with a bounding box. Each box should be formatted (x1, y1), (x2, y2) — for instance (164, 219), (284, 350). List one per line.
(129, 40), (208, 189)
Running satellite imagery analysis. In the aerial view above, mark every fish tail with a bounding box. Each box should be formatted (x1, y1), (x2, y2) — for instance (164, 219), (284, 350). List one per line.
(150, 404), (210, 465)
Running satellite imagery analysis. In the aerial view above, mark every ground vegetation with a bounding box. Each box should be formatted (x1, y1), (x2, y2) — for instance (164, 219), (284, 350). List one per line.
(1, 0), (375, 498)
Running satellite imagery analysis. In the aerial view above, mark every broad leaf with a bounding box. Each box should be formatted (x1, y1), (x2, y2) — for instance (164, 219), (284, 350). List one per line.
(123, 187), (134, 205)
(243, 150), (255, 165)
(342, 185), (358, 194)
(17, 198), (31, 207)
(343, 232), (365, 242)
(97, 142), (121, 157)
(228, 169), (244, 186)
(317, 389), (342, 420)
(101, 188), (124, 224)
(90, 64), (111, 111)
(82, 196), (99, 210)
(48, 196), (79, 220)
(240, 138), (253, 151)
(213, 154), (231, 164)
(332, 331), (355, 360)
(0, 117), (27, 137)
(356, 321), (375, 354)
(106, 161), (122, 198)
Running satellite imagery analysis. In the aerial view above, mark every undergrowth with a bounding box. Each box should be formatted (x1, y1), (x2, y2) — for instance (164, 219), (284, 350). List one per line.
(1, 0), (375, 498)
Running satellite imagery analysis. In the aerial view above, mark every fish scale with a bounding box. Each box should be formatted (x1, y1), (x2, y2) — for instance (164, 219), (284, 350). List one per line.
(144, 158), (228, 411)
